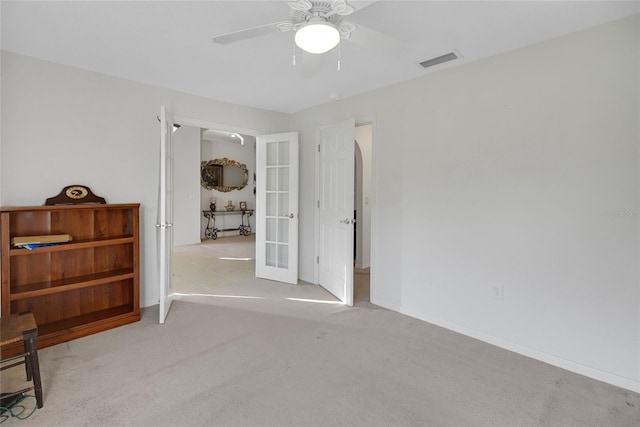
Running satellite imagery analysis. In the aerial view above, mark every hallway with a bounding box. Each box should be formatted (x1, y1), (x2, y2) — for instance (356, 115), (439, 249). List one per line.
(172, 235), (372, 306)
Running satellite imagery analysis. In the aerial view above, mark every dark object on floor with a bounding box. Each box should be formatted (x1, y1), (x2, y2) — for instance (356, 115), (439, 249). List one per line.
(0, 392), (23, 413)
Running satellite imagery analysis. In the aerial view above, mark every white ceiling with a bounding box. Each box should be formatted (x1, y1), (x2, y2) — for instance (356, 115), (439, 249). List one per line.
(2, 1), (638, 114)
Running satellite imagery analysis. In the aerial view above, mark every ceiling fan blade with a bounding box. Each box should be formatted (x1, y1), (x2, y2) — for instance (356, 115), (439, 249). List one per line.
(350, 1), (379, 14)
(323, 0), (356, 17)
(212, 22), (286, 45)
(287, 0), (312, 12)
(346, 23), (404, 53)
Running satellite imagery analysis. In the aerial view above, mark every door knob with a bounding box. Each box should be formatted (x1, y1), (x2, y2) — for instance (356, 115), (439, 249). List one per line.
(287, 213), (295, 218)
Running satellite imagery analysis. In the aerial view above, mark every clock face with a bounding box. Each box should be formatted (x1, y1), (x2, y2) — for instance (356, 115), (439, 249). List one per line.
(65, 186), (89, 200)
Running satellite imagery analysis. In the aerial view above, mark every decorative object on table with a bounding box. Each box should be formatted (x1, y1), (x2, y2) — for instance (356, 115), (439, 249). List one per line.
(225, 200), (235, 211)
(209, 197), (217, 212)
(239, 201), (247, 211)
(44, 185), (106, 205)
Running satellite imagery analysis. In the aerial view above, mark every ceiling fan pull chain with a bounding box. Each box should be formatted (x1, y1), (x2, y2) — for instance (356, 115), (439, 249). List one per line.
(337, 41), (341, 71)
(292, 37), (297, 66)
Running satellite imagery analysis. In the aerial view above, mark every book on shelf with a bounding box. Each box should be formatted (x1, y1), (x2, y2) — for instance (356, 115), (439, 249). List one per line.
(11, 234), (73, 247)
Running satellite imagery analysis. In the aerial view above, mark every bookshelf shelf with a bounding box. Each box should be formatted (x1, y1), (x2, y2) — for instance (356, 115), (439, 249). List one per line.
(8, 237), (134, 256)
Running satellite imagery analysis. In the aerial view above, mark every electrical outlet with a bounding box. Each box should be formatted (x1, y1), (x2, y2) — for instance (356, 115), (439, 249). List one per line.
(492, 285), (503, 300)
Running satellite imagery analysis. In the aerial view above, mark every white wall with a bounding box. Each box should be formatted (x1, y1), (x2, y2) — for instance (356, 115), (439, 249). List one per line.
(200, 136), (256, 238)
(173, 125), (201, 246)
(0, 51), (291, 308)
(293, 16), (640, 392)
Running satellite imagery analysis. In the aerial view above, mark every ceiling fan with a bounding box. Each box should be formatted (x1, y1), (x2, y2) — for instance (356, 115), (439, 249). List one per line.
(212, 0), (388, 55)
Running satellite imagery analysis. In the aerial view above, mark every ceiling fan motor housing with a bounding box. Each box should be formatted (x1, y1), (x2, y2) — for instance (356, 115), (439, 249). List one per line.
(289, 0), (355, 33)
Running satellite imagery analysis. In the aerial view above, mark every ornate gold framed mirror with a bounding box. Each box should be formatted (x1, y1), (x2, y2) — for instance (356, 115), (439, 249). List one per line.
(201, 158), (249, 192)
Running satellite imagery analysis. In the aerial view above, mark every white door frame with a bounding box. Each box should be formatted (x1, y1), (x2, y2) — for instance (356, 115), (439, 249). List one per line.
(314, 116), (377, 303)
(158, 106), (174, 323)
(173, 116), (262, 138)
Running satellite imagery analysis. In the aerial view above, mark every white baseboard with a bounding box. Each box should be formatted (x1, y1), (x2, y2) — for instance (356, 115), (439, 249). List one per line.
(141, 299), (158, 309)
(371, 297), (640, 393)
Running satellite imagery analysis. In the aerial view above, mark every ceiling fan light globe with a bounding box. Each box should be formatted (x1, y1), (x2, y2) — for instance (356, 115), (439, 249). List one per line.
(295, 22), (340, 54)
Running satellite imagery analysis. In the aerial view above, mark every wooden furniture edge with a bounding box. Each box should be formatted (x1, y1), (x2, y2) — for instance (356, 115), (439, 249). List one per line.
(0, 204), (141, 354)
(0, 203), (141, 212)
(0, 311), (140, 358)
(1, 212), (10, 316)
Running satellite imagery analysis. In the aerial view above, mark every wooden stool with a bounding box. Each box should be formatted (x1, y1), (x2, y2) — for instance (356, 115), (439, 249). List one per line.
(0, 312), (43, 408)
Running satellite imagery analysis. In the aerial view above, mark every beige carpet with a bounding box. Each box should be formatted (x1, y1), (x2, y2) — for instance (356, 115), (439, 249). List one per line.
(172, 234), (372, 306)
(2, 237), (639, 426)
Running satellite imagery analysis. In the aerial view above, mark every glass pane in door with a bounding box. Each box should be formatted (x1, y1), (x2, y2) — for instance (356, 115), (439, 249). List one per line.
(266, 193), (277, 216)
(266, 218), (277, 241)
(278, 194), (289, 217)
(278, 167), (289, 191)
(267, 142), (278, 166)
(266, 243), (277, 267)
(266, 168), (277, 191)
(278, 141), (289, 165)
(277, 244), (289, 268)
(277, 218), (289, 243)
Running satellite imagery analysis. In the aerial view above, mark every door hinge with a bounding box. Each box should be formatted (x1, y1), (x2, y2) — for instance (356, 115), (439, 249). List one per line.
(317, 200), (320, 208)
(317, 256), (319, 264)
(317, 144), (320, 152)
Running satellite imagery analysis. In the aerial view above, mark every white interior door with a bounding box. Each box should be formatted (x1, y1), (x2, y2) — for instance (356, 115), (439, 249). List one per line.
(318, 119), (355, 305)
(256, 132), (299, 284)
(157, 105), (174, 323)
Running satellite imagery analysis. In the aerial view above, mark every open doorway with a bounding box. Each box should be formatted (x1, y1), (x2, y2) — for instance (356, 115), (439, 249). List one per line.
(170, 123), (258, 296)
(315, 119), (373, 307)
(171, 124), (256, 245)
(354, 123), (372, 305)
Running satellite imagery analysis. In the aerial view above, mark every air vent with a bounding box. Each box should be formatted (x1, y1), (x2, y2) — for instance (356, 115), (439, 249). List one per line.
(419, 52), (458, 69)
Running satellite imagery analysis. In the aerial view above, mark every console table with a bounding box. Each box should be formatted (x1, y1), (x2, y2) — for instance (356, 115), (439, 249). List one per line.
(203, 210), (254, 240)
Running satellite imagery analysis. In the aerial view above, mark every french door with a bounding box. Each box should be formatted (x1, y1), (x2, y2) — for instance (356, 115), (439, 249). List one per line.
(255, 132), (299, 284)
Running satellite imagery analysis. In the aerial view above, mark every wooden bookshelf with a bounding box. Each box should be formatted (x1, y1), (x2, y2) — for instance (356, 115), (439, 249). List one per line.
(1, 204), (140, 356)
